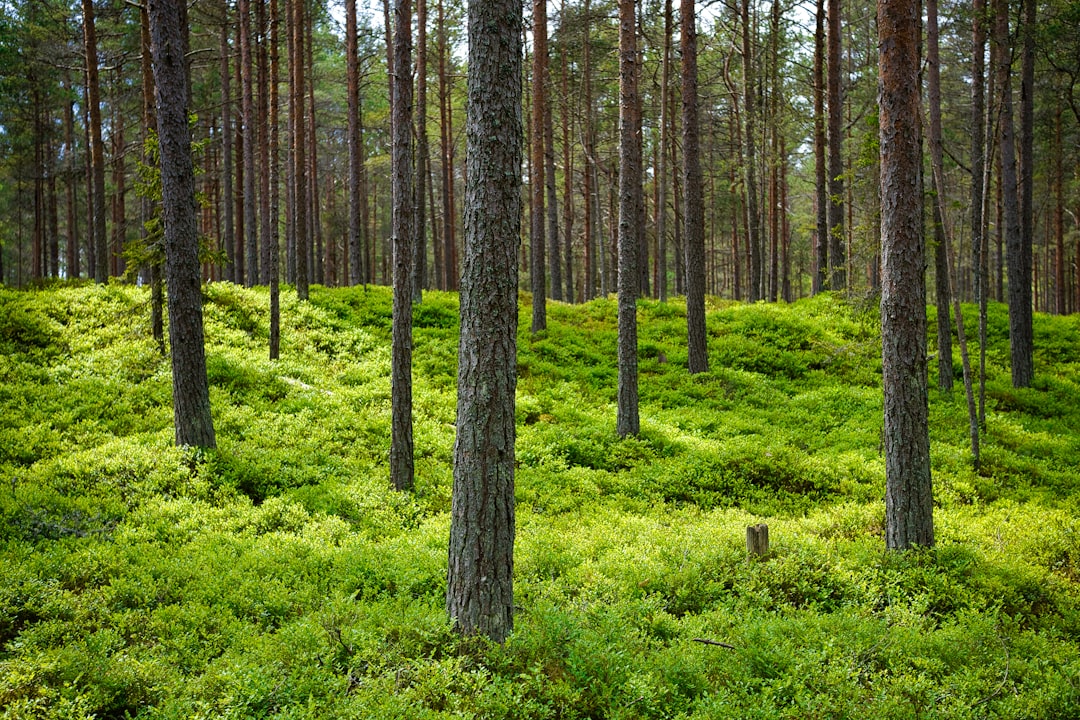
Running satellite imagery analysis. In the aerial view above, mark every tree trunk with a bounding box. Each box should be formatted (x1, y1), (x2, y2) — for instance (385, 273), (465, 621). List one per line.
(1013, 0), (1035, 385)
(682, 0), (707, 375)
(742, 0), (762, 301)
(530, 0), (548, 331)
(240, 0), (258, 286)
(827, 0), (845, 290)
(928, 0), (952, 392)
(307, 15), (322, 286)
(148, 0), (217, 449)
(270, 0), (281, 358)
(994, 0), (1029, 387)
(219, 3), (235, 283)
(447, 0), (521, 643)
(972, 0), (988, 425)
(1054, 103), (1065, 315)
(390, 0), (415, 492)
(65, 77), (80, 279)
(545, 60), (561, 304)
(346, 0), (363, 286)
(258, 0), (272, 285)
(413, 0), (429, 301)
(879, 0), (932, 550)
(617, 0), (641, 437)
(560, 3), (574, 303)
(657, 0), (672, 302)
(292, 0), (309, 299)
(82, 0), (109, 284)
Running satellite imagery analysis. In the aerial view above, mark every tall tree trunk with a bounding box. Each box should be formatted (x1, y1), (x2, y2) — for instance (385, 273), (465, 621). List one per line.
(813, 0), (828, 294)
(346, 0), (364, 286)
(413, 0), (429, 301)
(657, 0), (672, 302)
(879, 0), (932, 550)
(530, 0), (548, 331)
(827, 0), (845, 290)
(560, 3), (574, 303)
(390, 0), (415, 492)
(971, 0), (988, 424)
(437, 0), (456, 291)
(270, 0), (282, 358)
(582, 0), (595, 300)
(742, 0), (762, 301)
(994, 0), (1028, 386)
(65, 77), (80, 279)
(307, 14), (322, 286)
(545, 59), (561, 303)
(292, 0), (309, 299)
(447, 0), (521, 643)
(219, 3), (235, 283)
(258, 0), (272, 284)
(1054, 103), (1066, 315)
(616, 0), (641, 437)
(83, 0), (109, 284)
(928, 0), (953, 392)
(148, 0), (216, 449)
(240, 0), (258, 286)
(682, 0), (707, 374)
(1013, 0), (1035, 384)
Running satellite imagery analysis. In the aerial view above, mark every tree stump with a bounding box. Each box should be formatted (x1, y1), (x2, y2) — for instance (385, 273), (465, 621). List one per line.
(746, 523), (769, 557)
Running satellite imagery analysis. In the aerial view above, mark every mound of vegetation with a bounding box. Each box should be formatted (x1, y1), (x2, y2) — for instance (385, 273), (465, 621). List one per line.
(2, 283), (1079, 719)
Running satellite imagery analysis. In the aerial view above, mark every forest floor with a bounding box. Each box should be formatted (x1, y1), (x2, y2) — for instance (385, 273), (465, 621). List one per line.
(2, 282), (1079, 719)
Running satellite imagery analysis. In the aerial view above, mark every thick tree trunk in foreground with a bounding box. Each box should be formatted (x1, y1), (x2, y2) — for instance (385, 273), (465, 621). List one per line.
(616, 0), (641, 437)
(390, 0), (415, 492)
(681, 0), (707, 374)
(148, 0), (216, 449)
(446, 0), (521, 644)
(879, 0), (932, 550)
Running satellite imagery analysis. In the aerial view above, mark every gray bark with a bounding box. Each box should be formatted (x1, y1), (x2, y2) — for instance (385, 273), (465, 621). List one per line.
(447, 0), (521, 643)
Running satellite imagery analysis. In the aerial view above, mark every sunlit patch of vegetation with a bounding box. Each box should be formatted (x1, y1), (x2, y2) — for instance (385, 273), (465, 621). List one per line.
(2, 283), (1079, 718)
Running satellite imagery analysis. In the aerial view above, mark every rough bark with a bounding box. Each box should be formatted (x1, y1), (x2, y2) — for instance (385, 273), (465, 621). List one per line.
(827, 0), (845, 290)
(530, 0), (548, 331)
(219, 4), (235, 282)
(390, 0), (415, 492)
(994, 0), (1028, 387)
(928, 0), (952, 392)
(346, 0), (362, 286)
(682, 0), (707, 375)
(270, 0), (281, 358)
(82, 0), (109, 284)
(742, 0), (762, 301)
(617, 0), (641, 437)
(657, 0), (672, 302)
(240, 0), (258, 285)
(148, 0), (217, 449)
(414, 0), (429, 302)
(292, 0), (308, 300)
(1013, 0), (1035, 385)
(879, 0), (933, 550)
(447, 0), (521, 643)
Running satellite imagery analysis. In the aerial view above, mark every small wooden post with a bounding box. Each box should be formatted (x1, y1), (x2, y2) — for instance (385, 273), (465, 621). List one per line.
(746, 523), (769, 557)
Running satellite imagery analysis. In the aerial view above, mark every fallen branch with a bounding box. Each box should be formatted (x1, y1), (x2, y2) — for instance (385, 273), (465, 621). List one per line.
(693, 638), (737, 649)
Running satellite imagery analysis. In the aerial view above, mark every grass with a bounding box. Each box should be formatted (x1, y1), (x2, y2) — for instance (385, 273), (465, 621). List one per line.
(1, 282), (1079, 719)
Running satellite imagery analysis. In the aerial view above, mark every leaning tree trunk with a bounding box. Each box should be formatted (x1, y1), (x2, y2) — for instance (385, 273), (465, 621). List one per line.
(148, 0), (217, 449)
(447, 0), (521, 643)
(879, 0), (933, 550)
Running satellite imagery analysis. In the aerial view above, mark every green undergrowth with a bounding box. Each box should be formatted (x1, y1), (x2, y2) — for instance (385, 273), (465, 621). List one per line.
(2, 283), (1080, 719)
